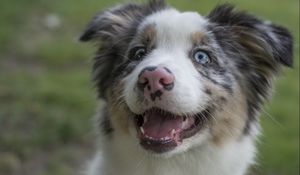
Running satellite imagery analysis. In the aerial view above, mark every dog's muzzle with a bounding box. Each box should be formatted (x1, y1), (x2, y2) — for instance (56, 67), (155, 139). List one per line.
(133, 66), (211, 153)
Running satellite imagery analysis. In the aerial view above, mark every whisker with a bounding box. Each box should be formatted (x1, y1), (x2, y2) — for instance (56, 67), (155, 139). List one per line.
(132, 154), (146, 175)
(261, 108), (285, 129)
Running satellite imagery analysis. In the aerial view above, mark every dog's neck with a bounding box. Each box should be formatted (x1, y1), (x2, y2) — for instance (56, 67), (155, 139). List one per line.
(87, 131), (256, 175)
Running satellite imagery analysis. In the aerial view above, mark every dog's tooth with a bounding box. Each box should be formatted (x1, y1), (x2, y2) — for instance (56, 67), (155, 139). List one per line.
(181, 121), (185, 129)
(171, 129), (176, 137)
(182, 119), (188, 129)
(140, 127), (145, 134)
(164, 136), (170, 141)
(143, 115), (148, 124)
(145, 135), (153, 140)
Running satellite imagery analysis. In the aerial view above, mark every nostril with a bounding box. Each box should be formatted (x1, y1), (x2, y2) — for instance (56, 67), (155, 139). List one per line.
(139, 77), (149, 84)
(159, 78), (165, 85)
(138, 66), (175, 93)
(159, 77), (174, 91)
(137, 78), (149, 91)
(159, 76), (174, 86)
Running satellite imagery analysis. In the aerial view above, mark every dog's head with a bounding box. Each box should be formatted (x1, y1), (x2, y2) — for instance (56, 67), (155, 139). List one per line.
(80, 0), (293, 156)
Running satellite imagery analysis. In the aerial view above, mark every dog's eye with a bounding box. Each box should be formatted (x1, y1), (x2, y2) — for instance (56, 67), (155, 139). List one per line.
(130, 47), (147, 61)
(193, 50), (211, 65)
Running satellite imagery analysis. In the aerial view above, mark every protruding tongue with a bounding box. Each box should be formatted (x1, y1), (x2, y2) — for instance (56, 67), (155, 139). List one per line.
(142, 111), (183, 140)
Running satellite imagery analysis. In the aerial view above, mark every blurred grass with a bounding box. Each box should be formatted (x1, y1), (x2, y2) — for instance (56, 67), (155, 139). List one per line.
(0, 0), (298, 175)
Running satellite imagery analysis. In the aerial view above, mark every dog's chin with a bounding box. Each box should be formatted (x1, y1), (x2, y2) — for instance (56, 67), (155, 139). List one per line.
(132, 107), (211, 154)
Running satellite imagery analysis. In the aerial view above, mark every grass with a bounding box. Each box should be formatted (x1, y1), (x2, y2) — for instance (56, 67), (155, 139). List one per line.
(0, 0), (298, 175)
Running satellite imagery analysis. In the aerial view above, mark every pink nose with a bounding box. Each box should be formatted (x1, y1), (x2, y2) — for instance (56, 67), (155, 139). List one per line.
(138, 66), (175, 101)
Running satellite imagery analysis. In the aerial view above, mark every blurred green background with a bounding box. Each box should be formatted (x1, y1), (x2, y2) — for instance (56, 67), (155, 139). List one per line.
(0, 0), (298, 175)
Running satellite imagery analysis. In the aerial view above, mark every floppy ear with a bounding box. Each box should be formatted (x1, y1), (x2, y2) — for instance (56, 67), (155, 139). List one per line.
(208, 4), (293, 68)
(79, 0), (166, 42)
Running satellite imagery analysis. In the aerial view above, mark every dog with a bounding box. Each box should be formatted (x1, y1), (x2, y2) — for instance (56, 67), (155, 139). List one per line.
(80, 1), (293, 175)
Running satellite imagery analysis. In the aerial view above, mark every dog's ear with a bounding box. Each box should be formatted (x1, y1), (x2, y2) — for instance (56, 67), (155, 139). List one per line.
(208, 5), (294, 131)
(79, 0), (166, 42)
(208, 4), (293, 67)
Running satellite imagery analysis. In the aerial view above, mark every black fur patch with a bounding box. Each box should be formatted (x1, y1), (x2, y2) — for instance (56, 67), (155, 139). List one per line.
(100, 108), (114, 135)
(205, 88), (212, 95)
(199, 71), (233, 94)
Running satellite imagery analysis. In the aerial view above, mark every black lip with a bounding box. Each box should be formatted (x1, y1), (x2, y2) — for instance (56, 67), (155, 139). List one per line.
(140, 138), (177, 153)
(135, 114), (144, 127)
(134, 107), (212, 153)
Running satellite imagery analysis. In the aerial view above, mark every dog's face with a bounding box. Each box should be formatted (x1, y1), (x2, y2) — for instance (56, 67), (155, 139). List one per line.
(80, 1), (293, 156)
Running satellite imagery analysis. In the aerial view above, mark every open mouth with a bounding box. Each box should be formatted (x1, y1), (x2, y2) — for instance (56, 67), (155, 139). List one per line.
(134, 108), (211, 153)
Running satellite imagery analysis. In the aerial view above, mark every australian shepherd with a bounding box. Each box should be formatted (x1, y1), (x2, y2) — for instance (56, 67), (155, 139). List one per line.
(80, 1), (293, 175)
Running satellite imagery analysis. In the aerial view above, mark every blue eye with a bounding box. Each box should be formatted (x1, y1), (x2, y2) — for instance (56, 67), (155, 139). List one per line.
(193, 50), (211, 64)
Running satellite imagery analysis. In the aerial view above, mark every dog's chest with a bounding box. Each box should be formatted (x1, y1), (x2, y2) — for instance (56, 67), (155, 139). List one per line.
(95, 136), (256, 175)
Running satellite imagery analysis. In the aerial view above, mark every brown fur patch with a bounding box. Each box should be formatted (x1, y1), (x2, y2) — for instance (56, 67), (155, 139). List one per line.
(202, 78), (248, 146)
(210, 85), (248, 146)
(191, 31), (206, 45)
(130, 23), (157, 50)
(141, 24), (157, 45)
(106, 81), (131, 135)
